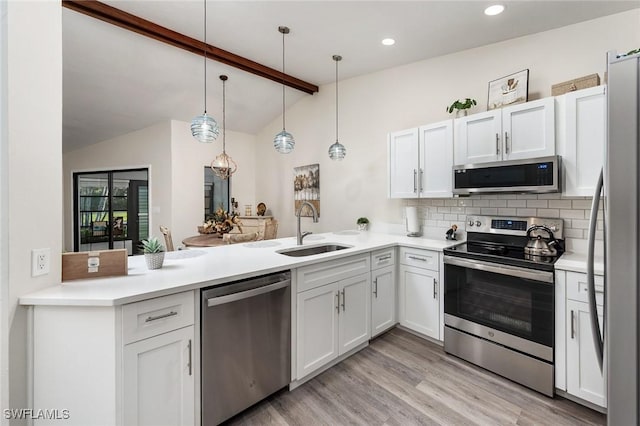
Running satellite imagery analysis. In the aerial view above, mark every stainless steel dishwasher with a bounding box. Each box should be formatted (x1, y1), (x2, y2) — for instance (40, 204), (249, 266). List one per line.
(201, 271), (291, 425)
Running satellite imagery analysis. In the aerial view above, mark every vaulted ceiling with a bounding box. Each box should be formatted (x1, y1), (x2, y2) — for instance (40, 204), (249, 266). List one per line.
(62, 1), (638, 152)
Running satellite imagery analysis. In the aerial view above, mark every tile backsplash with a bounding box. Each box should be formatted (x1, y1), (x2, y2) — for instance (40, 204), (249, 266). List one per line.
(402, 193), (603, 252)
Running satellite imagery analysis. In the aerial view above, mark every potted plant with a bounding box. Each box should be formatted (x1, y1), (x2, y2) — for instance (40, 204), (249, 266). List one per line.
(446, 98), (477, 117)
(356, 217), (370, 231)
(141, 236), (165, 270)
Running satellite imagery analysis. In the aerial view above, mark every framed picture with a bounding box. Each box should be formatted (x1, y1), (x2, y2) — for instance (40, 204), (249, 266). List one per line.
(487, 69), (529, 110)
(293, 163), (320, 217)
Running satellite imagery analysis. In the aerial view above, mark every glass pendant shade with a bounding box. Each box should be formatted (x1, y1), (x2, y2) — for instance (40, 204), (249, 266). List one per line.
(328, 141), (346, 160)
(191, 113), (219, 143)
(211, 152), (237, 179)
(273, 130), (295, 154)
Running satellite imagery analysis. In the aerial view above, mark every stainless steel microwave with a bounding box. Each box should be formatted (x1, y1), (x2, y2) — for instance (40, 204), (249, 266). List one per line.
(452, 156), (560, 195)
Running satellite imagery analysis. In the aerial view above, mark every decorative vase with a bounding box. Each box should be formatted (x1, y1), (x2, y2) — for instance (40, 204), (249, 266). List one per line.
(357, 223), (369, 231)
(145, 252), (165, 270)
(455, 109), (468, 118)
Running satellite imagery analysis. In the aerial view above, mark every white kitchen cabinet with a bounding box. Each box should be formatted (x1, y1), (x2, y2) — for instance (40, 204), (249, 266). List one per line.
(296, 273), (371, 379)
(296, 254), (371, 381)
(556, 86), (606, 196)
(398, 247), (440, 340)
(30, 290), (198, 426)
(556, 270), (606, 409)
(388, 120), (454, 199)
(454, 98), (555, 165)
(565, 271), (606, 408)
(371, 249), (396, 337)
(123, 326), (195, 426)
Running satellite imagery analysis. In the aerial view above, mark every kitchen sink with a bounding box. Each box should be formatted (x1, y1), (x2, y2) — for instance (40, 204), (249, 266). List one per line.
(276, 243), (352, 257)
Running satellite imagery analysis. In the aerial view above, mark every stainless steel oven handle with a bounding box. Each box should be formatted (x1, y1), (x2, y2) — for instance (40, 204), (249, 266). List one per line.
(443, 255), (554, 284)
(207, 280), (290, 307)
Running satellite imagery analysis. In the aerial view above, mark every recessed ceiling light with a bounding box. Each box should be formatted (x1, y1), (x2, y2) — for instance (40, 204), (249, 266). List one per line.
(381, 38), (395, 46)
(484, 4), (505, 16)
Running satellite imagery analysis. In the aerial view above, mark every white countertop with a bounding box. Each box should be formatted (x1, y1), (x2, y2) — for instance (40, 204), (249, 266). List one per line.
(20, 231), (462, 307)
(555, 251), (605, 275)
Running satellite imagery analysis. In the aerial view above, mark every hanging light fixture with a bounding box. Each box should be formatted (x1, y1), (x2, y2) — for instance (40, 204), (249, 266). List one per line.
(191, 0), (219, 143)
(273, 26), (295, 154)
(328, 55), (346, 160)
(211, 75), (237, 179)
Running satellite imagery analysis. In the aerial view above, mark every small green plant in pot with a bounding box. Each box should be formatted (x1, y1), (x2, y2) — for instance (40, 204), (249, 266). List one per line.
(356, 217), (370, 231)
(141, 236), (165, 270)
(446, 98), (477, 116)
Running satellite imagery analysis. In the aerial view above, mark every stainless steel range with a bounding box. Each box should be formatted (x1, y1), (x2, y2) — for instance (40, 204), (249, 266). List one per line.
(443, 215), (564, 396)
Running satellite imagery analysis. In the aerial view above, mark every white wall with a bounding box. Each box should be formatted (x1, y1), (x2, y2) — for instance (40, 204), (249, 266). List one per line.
(5, 0), (63, 418)
(0, 0), (8, 419)
(170, 120), (256, 245)
(63, 121), (172, 251)
(63, 120), (257, 250)
(255, 9), (640, 239)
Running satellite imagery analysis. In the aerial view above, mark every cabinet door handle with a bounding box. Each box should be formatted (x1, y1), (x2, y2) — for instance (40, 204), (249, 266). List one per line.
(145, 311), (178, 323)
(408, 255), (427, 262)
(570, 310), (576, 339)
(373, 278), (378, 298)
(335, 291), (340, 315)
(341, 289), (346, 311)
(504, 132), (510, 154)
(187, 339), (192, 376)
(495, 133), (500, 155)
(433, 278), (438, 299)
(419, 168), (424, 193)
(413, 169), (417, 193)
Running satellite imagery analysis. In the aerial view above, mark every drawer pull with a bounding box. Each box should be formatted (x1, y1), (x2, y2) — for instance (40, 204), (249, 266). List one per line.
(408, 255), (427, 262)
(145, 311), (178, 323)
(187, 339), (192, 376)
(376, 255), (392, 262)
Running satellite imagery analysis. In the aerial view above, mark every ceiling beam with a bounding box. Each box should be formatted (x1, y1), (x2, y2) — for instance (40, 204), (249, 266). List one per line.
(62, 0), (319, 95)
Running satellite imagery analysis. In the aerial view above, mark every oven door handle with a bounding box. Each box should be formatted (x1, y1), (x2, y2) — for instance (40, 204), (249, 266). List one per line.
(443, 255), (554, 284)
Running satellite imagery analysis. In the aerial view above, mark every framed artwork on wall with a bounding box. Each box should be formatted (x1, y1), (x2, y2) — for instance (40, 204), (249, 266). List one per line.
(293, 163), (320, 217)
(487, 69), (529, 110)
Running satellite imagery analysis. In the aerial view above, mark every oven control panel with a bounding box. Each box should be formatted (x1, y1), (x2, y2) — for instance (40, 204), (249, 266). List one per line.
(466, 216), (564, 239)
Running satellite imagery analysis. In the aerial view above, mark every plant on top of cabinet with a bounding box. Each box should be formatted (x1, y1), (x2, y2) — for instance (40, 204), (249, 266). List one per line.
(446, 98), (477, 115)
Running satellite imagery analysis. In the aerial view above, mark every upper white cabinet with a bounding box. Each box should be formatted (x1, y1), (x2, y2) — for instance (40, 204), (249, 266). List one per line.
(454, 98), (555, 165)
(556, 86), (606, 196)
(388, 120), (454, 199)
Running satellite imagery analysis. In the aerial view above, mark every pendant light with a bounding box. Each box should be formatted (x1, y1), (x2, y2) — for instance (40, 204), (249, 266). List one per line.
(211, 75), (237, 179)
(328, 55), (346, 160)
(191, 0), (219, 143)
(273, 26), (295, 154)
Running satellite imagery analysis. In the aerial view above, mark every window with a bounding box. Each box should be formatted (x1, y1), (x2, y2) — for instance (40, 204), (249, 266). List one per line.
(74, 168), (149, 255)
(204, 167), (230, 220)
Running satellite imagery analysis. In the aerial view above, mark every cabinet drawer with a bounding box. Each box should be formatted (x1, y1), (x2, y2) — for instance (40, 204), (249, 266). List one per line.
(399, 247), (439, 271)
(297, 254), (370, 293)
(566, 271), (604, 305)
(371, 248), (395, 270)
(123, 291), (195, 344)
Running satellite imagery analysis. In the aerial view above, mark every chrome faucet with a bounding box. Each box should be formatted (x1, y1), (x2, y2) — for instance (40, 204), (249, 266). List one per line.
(296, 201), (319, 245)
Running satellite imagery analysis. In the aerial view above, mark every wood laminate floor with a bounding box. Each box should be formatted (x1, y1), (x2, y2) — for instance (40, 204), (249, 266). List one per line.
(226, 328), (605, 426)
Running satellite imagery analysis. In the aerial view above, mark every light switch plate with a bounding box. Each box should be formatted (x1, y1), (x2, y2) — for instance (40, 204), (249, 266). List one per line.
(31, 248), (51, 277)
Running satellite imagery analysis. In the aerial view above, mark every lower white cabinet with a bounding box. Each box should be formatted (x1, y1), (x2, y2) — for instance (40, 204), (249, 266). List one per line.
(371, 265), (396, 337)
(397, 248), (440, 340)
(399, 265), (439, 339)
(296, 272), (371, 380)
(556, 270), (606, 408)
(123, 326), (195, 426)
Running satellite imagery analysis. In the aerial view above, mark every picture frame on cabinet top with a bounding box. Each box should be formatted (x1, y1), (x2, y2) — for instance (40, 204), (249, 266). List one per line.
(488, 69), (529, 110)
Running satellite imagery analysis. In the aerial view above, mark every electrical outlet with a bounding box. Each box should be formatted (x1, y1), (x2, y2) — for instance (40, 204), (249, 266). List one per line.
(31, 248), (50, 277)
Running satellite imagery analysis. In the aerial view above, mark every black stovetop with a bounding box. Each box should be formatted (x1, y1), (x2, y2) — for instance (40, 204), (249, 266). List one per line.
(443, 234), (563, 272)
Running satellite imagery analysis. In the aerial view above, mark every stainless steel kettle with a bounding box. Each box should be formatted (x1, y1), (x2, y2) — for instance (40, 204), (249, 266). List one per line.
(524, 225), (559, 257)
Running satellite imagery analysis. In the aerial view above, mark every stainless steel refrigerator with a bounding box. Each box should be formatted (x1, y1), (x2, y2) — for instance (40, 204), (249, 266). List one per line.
(588, 50), (640, 425)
